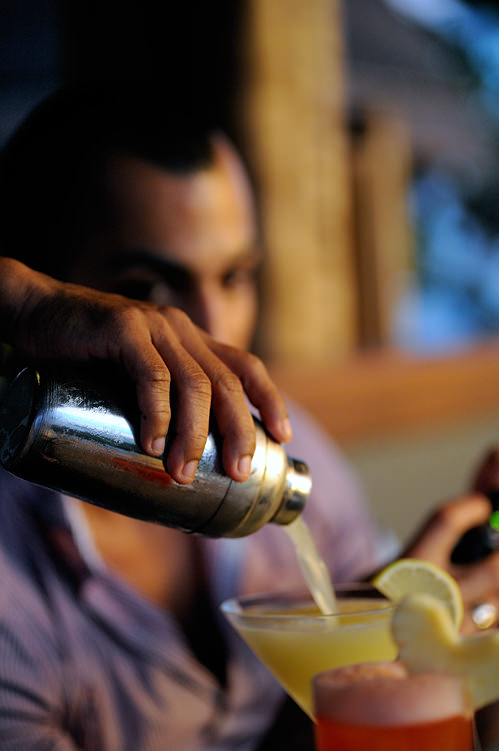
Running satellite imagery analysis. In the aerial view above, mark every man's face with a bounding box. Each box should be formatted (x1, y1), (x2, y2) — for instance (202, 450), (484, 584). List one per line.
(72, 137), (260, 351)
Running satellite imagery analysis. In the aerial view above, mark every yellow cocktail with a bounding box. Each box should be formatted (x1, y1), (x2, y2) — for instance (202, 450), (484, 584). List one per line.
(221, 584), (396, 718)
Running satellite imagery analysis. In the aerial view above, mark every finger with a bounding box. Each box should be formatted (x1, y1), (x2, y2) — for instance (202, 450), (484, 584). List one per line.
(187, 352), (256, 482)
(405, 494), (492, 564)
(160, 355), (212, 485)
(207, 338), (292, 444)
(149, 318), (217, 483)
(119, 335), (173, 457)
(109, 307), (212, 481)
(211, 368), (257, 484)
(163, 318), (257, 481)
(110, 310), (174, 456)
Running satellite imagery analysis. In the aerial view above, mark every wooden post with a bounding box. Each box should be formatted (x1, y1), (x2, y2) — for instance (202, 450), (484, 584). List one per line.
(238, 0), (357, 362)
(352, 111), (414, 347)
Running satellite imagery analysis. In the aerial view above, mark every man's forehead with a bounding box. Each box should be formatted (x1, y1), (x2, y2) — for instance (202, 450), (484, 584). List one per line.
(106, 139), (251, 196)
(107, 148), (252, 213)
(102, 146), (256, 255)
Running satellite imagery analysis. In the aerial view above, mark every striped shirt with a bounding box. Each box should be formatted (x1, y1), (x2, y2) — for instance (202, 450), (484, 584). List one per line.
(0, 401), (379, 750)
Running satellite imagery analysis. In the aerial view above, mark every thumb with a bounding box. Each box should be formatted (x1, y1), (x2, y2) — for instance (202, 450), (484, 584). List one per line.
(404, 493), (492, 564)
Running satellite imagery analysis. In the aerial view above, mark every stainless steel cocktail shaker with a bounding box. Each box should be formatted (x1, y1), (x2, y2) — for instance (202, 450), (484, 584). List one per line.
(0, 366), (311, 537)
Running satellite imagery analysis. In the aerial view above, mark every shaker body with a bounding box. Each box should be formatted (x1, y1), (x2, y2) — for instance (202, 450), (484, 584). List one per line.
(0, 367), (310, 537)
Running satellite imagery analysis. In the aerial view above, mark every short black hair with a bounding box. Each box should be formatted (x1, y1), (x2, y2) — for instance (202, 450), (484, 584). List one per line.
(0, 82), (216, 280)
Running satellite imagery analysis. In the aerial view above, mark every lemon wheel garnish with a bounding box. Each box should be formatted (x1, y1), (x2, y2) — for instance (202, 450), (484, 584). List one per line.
(372, 558), (463, 629)
(392, 593), (499, 710)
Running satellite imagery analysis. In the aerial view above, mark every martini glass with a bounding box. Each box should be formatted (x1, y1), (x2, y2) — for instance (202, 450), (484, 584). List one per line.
(221, 584), (397, 718)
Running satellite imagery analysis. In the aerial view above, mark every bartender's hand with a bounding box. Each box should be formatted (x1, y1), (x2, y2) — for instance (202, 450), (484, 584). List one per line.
(0, 258), (292, 484)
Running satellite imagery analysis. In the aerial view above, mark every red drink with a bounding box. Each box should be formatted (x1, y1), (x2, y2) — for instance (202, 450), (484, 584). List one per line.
(313, 662), (474, 751)
(315, 713), (473, 751)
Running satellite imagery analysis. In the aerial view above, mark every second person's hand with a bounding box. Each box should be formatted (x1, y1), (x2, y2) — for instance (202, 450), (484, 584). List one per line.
(402, 492), (499, 633)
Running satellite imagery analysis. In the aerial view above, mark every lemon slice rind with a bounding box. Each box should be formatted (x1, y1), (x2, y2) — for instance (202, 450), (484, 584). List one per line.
(372, 558), (463, 629)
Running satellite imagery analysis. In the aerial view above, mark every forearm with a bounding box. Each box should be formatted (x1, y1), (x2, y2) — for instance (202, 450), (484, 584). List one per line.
(0, 257), (54, 345)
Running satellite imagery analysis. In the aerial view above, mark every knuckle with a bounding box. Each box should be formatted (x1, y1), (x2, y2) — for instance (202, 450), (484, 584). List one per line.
(183, 367), (212, 397)
(238, 352), (278, 398)
(162, 306), (190, 329)
(184, 429), (210, 454)
(212, 368), (244, 397)
(140, 306), (170, 330)
(152, 404), (171, 421)
(244, 351), (267, 374)
(143, 364), (171, 387)
(108, 304), (144, 334)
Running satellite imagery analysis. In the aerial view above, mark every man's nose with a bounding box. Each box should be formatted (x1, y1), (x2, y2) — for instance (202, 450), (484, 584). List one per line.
(190, 285), (229, 344)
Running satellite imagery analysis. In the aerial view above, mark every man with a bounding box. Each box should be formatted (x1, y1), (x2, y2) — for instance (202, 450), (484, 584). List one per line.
(0, 86), (384, 751)
(0, 87), (497, 750)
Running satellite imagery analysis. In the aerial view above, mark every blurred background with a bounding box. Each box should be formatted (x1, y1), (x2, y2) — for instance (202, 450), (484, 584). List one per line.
(3, 0), (499, 544)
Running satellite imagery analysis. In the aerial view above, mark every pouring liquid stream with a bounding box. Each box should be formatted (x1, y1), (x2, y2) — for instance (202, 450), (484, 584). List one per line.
(284, 516), (337, 614)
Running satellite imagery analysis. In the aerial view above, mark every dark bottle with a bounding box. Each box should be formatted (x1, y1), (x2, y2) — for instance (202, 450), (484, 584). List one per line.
(450, 491), (499, 564)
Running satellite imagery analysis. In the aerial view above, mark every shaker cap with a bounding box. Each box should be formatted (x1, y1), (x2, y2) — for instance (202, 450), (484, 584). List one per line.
(272, 457), (311, 526)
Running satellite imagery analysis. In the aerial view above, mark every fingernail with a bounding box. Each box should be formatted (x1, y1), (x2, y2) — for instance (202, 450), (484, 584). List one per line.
(238, 455), (252, 478)
(279, 418), (293, 441)
(151, 437), (165, 456)
(181, 460), (198, 483)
